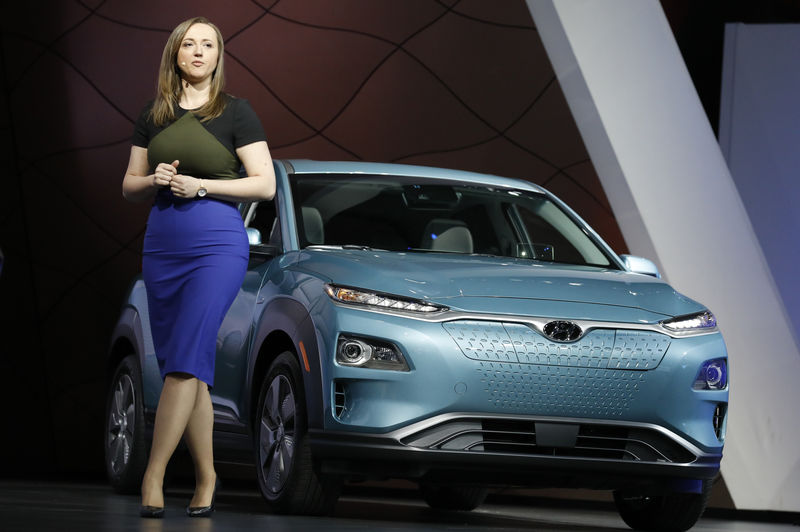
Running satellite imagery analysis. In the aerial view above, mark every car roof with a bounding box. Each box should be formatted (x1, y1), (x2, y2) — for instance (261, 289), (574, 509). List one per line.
(282, 159), (547, 194)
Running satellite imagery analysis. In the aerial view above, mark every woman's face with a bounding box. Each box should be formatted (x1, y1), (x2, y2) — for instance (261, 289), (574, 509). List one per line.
(176, 23), (219, 84)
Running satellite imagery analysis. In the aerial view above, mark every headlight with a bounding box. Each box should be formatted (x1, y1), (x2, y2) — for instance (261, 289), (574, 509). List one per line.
(661, 311), (717, 334)
(693, 358), (728, 390)
(336, 335), (409, 371)
(325, 284), (447, 314)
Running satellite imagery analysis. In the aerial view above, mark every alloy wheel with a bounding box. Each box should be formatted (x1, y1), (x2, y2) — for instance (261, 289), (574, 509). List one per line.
(107, 373), (136, 476)
(259, 374), (297, 494)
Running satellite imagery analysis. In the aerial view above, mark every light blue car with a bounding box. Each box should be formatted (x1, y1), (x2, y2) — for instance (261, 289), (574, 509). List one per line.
(105, 160), (728, 531)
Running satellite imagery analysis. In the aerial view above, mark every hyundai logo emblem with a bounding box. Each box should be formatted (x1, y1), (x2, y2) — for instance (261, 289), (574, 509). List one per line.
(543, 321), (583, 342)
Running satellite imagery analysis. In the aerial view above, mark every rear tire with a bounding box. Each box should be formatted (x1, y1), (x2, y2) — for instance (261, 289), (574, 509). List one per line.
(613, 479), (714, 531)
(104, 355), (147, 494)
(254, 352), (341, 515)
(420, 483), (489, 511)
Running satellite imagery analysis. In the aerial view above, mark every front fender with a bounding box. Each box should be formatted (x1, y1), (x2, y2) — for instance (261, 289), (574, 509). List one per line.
(249, 296), (325, 431)
(108, 278), (162, 411)
(108, 305), (146, 371)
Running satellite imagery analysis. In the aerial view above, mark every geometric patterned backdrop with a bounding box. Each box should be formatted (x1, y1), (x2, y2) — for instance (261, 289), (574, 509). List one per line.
(0, 0), (623, 475)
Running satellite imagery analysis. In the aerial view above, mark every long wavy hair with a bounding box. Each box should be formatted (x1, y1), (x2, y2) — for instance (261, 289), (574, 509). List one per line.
(151, 16), (226, 126)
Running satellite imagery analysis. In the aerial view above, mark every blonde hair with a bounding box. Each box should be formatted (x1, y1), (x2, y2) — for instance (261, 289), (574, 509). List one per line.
(151, 16), (226, 126)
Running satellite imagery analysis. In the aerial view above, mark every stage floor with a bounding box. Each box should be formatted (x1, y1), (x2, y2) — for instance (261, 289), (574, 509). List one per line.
(0, 479), (797, 531)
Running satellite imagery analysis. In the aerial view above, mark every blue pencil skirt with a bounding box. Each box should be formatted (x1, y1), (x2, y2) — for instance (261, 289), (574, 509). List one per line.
(142, 191), (248, 386)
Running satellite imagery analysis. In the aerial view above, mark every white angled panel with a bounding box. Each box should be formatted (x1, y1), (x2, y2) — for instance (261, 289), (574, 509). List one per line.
(527, 0), (800, 511)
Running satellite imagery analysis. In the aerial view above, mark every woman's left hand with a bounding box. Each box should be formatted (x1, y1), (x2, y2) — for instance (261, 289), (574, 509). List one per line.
(169, 174), (202, 198)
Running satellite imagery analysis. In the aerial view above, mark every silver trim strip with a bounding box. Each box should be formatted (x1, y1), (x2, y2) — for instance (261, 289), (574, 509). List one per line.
(383, 412), (715, 460)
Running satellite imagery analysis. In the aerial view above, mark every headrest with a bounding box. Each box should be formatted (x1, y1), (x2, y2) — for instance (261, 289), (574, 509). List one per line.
(421, 218), (473, 253)
(301, 206), (324, 245)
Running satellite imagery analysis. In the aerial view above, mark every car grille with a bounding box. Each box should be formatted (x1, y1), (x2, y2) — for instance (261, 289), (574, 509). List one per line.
(444, 321), (670, 370)
(475, 361), (645, 417)
(400, 417), (696, 464)
(443, 321), (669, 418)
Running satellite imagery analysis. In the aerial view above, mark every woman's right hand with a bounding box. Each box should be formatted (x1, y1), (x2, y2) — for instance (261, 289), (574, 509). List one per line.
(153, 160), (180, 187)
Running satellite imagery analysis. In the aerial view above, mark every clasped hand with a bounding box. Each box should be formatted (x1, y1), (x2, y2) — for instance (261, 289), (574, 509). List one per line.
(153, 159), (202, 198)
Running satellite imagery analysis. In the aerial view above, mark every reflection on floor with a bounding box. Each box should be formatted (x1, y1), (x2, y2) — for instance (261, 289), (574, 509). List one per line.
(0, 479), (797, 532)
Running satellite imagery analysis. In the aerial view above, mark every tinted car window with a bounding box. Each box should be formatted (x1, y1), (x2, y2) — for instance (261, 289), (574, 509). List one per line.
(291, 174), (614, 268)
(510, 201), (611, 266)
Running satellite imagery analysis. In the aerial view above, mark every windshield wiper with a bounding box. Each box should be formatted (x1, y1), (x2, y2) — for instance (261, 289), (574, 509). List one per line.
(405, 247), (475, 255)
(305, 244), (387, 252)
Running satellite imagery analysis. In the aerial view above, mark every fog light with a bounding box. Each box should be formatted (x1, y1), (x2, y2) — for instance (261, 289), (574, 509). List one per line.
(693, 358), (727, 390)
(336, 335), (409, 371)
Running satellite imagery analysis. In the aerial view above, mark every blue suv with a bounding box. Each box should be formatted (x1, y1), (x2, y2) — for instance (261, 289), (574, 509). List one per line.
(105, 160), (728, 531)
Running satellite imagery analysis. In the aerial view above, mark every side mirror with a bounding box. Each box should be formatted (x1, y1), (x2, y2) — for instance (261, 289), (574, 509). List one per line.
(247, 227), (280, 262)
(619, 254), (661, 279)
(247, 227), (262, 246)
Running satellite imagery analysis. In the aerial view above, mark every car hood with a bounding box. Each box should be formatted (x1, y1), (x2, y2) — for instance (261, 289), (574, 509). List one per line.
(292, 248), (705, 320)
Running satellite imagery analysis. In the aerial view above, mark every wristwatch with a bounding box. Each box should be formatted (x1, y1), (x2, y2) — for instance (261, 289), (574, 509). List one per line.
(197, 179), (207, 198)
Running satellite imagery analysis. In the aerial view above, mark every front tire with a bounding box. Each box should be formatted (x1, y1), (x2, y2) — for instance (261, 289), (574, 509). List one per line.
(613, 479), (714, 531)
(105, 354), (147, 493)
(254, 352), (341, 515)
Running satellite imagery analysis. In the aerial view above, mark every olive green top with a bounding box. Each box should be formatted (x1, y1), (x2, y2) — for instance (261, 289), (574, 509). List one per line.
(132, 95), (266, 180)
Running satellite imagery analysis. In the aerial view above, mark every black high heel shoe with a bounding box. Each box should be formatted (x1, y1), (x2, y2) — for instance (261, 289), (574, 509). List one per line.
(186, 477), (219, 517)
(139, 505), (165, 519)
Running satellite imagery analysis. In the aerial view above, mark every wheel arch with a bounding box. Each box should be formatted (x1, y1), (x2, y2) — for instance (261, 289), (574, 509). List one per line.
(107, 305), (145, 381)
(249, 329), (295, 428)
(248, 296), (326, 432)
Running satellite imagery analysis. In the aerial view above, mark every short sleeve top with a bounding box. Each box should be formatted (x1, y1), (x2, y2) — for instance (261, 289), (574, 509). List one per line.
(132, 95), (266, 180)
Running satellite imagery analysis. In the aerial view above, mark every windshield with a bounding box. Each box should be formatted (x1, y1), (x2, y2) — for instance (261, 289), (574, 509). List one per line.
(290, 174), (616, 268)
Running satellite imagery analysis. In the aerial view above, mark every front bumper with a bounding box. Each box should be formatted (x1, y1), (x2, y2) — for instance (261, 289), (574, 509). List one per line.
(310, 412), (722, 492)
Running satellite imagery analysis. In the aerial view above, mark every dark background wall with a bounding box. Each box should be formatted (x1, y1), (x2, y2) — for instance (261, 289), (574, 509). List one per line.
(0, 0), (798, 481)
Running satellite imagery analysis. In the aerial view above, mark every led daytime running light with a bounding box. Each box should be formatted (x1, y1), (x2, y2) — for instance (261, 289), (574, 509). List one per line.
(325, 285), (446, 313)
(661, 311), (717, 332)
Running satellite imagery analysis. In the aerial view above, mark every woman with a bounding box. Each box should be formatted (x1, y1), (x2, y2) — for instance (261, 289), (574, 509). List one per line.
(122, 16), (275, 518)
